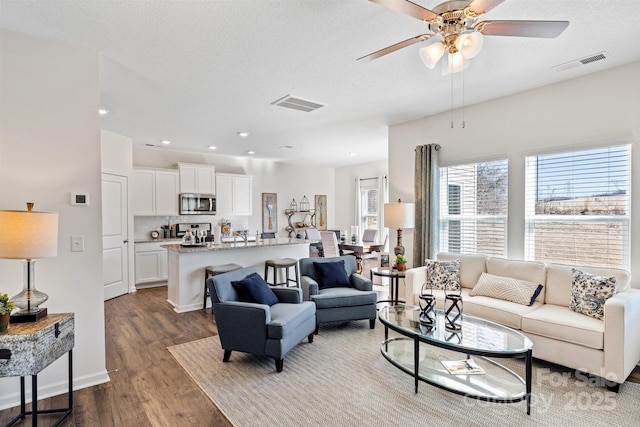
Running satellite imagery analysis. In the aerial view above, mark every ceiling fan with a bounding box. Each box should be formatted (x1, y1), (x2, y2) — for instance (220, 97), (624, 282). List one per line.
(359, 0), (569, 73)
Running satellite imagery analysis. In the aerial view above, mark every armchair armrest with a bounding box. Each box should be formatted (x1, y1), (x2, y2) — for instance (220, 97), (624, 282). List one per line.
(272, 287), (303, 303)
(603, 288), (640, 383)
(301, 275), (319, 301)
(350, 273), (372, 291)
(213, 301), (271, 355)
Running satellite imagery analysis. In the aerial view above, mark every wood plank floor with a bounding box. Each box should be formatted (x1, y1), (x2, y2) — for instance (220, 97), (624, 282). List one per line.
(1, 285), (639, 426)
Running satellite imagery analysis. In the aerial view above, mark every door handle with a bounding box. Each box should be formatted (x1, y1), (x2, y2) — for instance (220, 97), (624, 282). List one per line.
(123, 239), (129, 244)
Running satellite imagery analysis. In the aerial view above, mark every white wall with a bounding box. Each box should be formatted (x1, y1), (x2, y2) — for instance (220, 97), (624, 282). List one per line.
(334, 159), (388, 235)
(389, 61), (640, 287)
(131, 147), (336, 236)
(0, 30), (109, 408)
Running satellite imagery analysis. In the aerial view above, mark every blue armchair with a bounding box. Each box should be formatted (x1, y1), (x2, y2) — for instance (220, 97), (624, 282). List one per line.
(207, 266), (316, 372)
(299, 256), (377, 332)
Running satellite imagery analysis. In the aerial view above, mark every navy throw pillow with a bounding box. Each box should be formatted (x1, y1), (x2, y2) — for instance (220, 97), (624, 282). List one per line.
(231, 272), (279, 306)
(314, 260), (351, 289)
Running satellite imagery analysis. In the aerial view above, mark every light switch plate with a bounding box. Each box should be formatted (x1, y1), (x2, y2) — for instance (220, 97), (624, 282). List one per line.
(71, 235), (84, 252)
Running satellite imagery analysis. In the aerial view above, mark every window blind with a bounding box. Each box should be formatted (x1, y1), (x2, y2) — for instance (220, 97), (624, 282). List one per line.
(439, 159), (508, 256)
(524, 144), (631, 269)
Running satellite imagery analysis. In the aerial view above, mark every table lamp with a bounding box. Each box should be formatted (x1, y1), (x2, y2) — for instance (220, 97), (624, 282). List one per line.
(0, 203), (58, 322)
(384, 199), (415, 256)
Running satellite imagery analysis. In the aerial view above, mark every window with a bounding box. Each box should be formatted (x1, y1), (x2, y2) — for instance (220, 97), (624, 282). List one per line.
(359, 178), (380, 232)
(439, 159), (508, 256)
(524, 145), (631, 269)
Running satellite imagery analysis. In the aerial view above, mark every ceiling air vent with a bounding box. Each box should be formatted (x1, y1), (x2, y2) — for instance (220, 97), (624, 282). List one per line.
(271, 95), (325, 112)
(552, 51), (609, 72)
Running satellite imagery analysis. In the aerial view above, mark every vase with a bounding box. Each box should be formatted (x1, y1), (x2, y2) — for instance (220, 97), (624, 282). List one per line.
(0, 313), (9, 332)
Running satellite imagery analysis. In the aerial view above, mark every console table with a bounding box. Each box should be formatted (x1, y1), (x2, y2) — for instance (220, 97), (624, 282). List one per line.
(0, 313), (75, 426)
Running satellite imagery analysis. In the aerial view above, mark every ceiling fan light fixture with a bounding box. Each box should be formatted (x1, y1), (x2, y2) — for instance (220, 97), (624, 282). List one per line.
(419, 41), (445, 69)
(455, 32), (483, 59)
(443, 50), (469, 74)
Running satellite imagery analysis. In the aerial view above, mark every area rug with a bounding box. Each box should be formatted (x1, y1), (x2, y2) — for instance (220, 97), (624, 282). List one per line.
(168, 322), (640, 426)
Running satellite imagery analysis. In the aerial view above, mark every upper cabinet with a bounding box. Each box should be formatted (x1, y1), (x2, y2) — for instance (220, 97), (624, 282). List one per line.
(133, 168), (179, 216)
(216, 173), (252, 216)
(178, 163), (216, 194)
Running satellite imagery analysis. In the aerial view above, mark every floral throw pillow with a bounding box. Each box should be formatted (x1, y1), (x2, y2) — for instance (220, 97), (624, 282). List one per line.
(425, 259), (461, 292)
(569, 268), (617, 320)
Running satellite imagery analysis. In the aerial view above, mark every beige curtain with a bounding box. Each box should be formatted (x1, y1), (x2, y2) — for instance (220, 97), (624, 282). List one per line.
(414, 144), (441, 266)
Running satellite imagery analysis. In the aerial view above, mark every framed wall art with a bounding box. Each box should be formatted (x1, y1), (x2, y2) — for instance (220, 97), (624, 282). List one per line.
(262, 193), (277, 234)
(314, 194), (327, 230)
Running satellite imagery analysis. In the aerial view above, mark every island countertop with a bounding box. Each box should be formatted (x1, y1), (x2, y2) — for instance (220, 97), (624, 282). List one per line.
(162, 238), (307, 253)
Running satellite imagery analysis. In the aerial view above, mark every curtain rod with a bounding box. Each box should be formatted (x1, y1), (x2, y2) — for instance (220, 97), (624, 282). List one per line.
(355, 176), (387, 181)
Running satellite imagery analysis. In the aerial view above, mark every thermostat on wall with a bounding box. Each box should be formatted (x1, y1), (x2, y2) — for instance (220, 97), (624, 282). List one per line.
(72, 192), (90, 206)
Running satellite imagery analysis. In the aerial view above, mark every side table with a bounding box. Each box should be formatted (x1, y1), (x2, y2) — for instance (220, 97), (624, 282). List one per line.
(370, 267), (406, 306)
(0, 313), (74, 427)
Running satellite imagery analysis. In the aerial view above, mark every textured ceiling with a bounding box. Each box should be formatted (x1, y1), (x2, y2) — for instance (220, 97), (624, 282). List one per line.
(2, 0), (639, 167)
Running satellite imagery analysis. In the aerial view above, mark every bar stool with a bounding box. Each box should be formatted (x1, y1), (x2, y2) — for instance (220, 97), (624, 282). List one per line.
(264, 258), (299, 287)
(204, 263), (242, 313)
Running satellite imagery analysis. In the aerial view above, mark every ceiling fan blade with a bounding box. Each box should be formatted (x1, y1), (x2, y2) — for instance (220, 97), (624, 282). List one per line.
(369, 0), (439, 22)
(466, 0), (506, 16)
(357, 34), (432, 61)
(478, 20), (570, 38)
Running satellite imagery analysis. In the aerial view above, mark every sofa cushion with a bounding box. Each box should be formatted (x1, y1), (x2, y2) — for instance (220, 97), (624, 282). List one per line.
(462, 293), (542, 330)
(569, 268), (617, 320)
(485, 257), (547, 303)
(231, 272), (278, 306)
(437, 253), (487, 289)
(470, 273), (543, 306)
(313, 260), (351, 289)
(311, 287), (377, 309)
(522, 304), (604, 350)
(425, 259), (461, 291)
(267, 301), (316, 339)
(545, 263), (630, 307)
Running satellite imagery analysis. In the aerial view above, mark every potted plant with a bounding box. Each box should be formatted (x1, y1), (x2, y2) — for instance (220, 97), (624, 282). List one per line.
(395, 254), (408, 272)
(0, 293), (15, 332)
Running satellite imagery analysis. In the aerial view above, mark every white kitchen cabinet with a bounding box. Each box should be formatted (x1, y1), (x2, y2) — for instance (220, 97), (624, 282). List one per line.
(178, 163), (216, 194)
(135, 241), (168, 286)
(133, 168), (179, 216)
(216, 173), (252, 215)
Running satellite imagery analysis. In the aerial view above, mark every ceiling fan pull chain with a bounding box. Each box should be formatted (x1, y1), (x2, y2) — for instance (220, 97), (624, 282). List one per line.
(450, 70), (454, 129)
(462, 67), (466, 129)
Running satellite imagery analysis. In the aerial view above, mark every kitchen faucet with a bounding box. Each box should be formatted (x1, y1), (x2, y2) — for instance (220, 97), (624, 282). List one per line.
(234, 229), (249, 243)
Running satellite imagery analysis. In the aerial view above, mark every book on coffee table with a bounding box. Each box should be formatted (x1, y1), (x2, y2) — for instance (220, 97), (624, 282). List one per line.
(441, 358), (485, 375)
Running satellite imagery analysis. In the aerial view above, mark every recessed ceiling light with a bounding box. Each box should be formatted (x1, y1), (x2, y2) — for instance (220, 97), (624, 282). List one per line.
(99, 109), (109, 115)
(208, 146), (217, 150)
(349, 152), (357, 156)
(279, 145), (294, 150)
(238, 132), (250, 138)
(161, 140), (171, 145)
(247, 150), (255, 155)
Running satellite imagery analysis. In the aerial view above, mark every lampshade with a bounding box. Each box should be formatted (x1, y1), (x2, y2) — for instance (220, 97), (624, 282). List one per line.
(0, 210), (59, 259)
(455, 32), (484, 59)
(419, 41), (446, 69)
(384, 199), (415, 229)
(443, 50), (470, 74)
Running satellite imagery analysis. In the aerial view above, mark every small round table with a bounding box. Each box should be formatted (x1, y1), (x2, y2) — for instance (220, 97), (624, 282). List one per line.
(370, 267), (406, 306)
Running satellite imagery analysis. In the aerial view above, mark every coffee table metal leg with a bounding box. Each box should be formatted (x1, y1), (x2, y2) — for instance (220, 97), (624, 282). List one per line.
(414, 338), (419, 393)
(526, 349), (532, 415)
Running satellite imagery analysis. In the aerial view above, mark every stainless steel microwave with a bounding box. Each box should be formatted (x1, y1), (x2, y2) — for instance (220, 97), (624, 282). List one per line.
(179, 194), (216, 215)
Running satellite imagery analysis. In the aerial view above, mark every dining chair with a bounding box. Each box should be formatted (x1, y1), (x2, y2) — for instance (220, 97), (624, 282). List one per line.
(362, 229), (378, 244)
(320, 231), (341, 258)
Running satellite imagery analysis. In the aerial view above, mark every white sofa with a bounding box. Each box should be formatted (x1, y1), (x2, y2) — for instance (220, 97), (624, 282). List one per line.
(403, 253), (640, 389)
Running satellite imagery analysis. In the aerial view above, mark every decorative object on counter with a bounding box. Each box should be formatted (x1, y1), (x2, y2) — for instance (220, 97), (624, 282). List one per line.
(384, 198), (415, 256)
(299, 195), (310, 212)
(0, 203), (58, 323)
(150, 230), (160, 240)
(395, 254), (407, 272)
(314, 195), (327, 230)
(418, 282), (436, 326)
(289, 198), (297, 211)
(0, 293), (15, 331)
(262, 193), (278, 234)
(221, 220), (231, 236)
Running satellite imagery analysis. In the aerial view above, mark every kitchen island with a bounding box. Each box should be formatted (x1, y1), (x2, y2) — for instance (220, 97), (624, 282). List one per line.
(162, 238), (309, 313)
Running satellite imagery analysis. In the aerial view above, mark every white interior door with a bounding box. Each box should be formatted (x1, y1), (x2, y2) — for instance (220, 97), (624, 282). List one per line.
(102, 173), (129, 300)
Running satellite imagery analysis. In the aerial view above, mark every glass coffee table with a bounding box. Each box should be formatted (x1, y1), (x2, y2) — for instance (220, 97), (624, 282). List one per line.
(379, 305), (533, 414)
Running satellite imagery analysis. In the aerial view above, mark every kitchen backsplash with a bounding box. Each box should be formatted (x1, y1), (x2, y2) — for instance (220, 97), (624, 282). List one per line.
(134, 215), (252, 241)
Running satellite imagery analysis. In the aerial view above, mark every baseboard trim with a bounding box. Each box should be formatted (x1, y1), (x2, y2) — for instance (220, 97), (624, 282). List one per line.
(0, 370), (110, 411)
